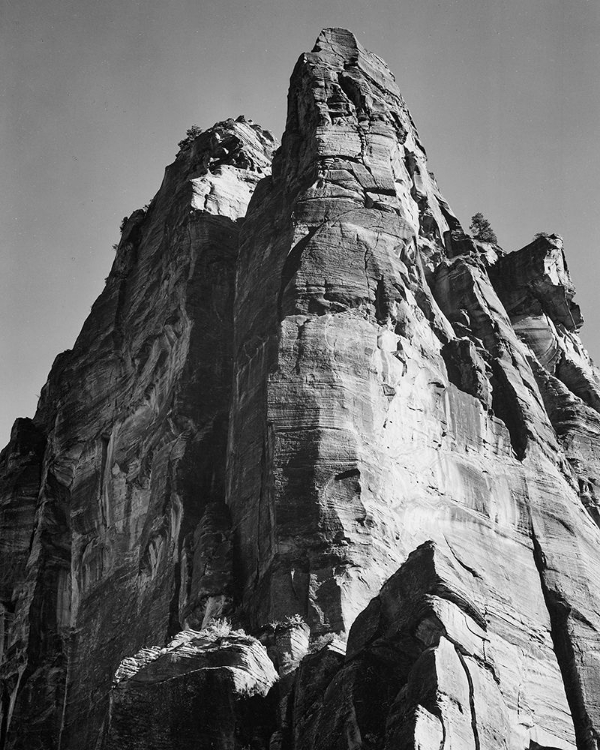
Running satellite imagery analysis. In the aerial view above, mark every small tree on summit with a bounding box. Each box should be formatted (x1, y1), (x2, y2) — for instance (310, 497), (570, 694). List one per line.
(177, 125), (203, 151)
(469, 212), (498, 244)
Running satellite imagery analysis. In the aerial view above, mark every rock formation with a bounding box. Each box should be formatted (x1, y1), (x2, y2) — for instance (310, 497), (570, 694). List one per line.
(2, 26), (600, 750)
(0, 118), (276, 749)
(106, 625), (278, 750)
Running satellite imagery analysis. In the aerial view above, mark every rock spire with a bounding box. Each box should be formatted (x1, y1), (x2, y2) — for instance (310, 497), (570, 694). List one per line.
(1, 28), (600, 750)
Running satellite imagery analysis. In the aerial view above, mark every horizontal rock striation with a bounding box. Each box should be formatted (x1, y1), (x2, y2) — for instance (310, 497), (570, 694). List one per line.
(228, 27), (600, 749)
(0, 118), (275, 749)
(228, 26), (464, 633)
(1, 26), (600, 750)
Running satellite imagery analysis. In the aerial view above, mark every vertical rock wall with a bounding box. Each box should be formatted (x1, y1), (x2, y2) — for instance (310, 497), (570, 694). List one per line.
(0, 119), (275, 749)
(1, 27), (600, 750)
(227, 28), (600, 749)
(228, 27), (460, 632)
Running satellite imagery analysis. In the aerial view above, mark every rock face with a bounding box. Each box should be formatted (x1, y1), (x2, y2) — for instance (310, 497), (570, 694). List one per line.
(2, 26), (600, 750)
(0, 118), (276, 749)
(229, 27), (462, 633)
(106, 627), (278, 750)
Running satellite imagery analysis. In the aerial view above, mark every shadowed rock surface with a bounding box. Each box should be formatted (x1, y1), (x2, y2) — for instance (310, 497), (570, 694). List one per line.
(106, 627), (278, 750)
(2, 27), (600, 750)
(0, 117), (276, 749)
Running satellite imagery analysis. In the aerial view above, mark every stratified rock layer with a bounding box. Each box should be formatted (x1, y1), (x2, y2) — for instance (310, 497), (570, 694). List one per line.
(0, 118), (275, 749)
(229, 27), (462, 633)
(2, 27), (600, 750)
(228, 27), (600, 749)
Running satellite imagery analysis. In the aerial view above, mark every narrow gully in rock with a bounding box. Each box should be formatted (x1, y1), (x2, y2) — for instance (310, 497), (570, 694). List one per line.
(530, 528), (597, 750)
(455, 647), (481, 750)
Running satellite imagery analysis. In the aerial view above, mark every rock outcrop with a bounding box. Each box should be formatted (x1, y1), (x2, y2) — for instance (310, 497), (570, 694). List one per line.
(2, 27), (600, 750)
(107, 626), (278, 750)
(0, 118), (276, 749)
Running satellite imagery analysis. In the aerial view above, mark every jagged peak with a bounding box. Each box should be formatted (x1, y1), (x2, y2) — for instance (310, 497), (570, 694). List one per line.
(309, 27), (398, 89)
(176, 116), (277, 161)
(313, 27), (360, 50)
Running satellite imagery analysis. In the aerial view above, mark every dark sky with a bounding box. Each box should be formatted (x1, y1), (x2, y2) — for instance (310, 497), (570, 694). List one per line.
(2, 0), (600, 443)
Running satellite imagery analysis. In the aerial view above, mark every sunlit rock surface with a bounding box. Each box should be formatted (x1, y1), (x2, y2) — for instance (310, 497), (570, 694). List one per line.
(228, 27), (600, 748)
(2, 26), (600, 750)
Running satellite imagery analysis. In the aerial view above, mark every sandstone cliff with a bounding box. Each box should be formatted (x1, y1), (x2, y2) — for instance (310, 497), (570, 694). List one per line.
(2, 27), (600, 750)
(0, 118), (276, 748)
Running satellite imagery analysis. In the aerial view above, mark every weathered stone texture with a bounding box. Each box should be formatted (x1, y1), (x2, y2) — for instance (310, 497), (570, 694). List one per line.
(227, 27), (600, 749)
(107, 628), (278, 750)
(0, 118), (275, 749)
(2, 26), (600, 750)
(228, 26), (461, 634)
